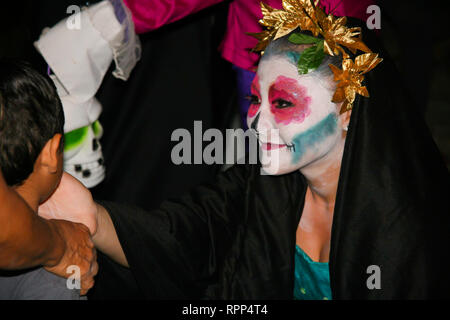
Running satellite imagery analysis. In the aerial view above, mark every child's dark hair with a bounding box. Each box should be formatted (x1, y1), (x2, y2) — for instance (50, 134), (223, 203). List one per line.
(0, 59), (65, 186)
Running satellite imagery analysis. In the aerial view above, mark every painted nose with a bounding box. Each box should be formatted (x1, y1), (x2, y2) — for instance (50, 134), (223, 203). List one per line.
(257, 113), (274, 132)
(251, 110), (280, 143)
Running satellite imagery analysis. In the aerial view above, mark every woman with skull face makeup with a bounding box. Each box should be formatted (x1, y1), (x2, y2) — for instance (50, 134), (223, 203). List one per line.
(39, 16), (450, 299)
(247, 39), (350, 291)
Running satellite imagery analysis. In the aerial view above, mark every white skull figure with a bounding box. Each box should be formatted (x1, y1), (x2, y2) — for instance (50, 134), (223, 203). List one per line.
(63, 120), (105, 188)
(34, 0), (140, 187)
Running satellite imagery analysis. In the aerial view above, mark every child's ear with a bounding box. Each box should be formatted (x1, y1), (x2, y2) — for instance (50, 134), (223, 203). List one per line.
(40, 134), (63, 173)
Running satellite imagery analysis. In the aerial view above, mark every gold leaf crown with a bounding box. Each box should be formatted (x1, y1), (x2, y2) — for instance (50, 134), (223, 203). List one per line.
(249, 0), (383, 113)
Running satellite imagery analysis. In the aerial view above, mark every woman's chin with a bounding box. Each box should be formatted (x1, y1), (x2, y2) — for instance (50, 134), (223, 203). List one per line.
(260, 159), (298, 176)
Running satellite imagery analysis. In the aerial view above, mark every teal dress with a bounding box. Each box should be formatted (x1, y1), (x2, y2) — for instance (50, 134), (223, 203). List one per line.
(293, 245), (332, 300)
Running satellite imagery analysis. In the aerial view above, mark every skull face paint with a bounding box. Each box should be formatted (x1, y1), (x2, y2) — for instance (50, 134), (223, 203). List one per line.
(247, 55), (343, 175)
(269, 75), (311, 125)
(248, 75), (261, 118)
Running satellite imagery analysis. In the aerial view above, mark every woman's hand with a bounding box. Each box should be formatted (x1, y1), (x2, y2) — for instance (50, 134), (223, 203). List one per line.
(38, 172), (98, 236)
(39, 172), (129, 267)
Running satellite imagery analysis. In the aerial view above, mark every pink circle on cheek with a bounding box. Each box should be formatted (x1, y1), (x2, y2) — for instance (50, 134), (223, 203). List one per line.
(248, 103), (260, 118)
(274, 102), (312, 125)
(270, 87), (312, 125)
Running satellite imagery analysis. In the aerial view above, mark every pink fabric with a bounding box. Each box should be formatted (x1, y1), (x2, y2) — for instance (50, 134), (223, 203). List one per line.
(123, 0), (376, 71)
(221, 0), (376, 71)
(219, 0), (282, 71)
(123, 0), (224, 33)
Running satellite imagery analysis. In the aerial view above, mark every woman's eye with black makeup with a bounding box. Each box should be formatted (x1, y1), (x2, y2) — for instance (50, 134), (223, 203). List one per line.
(273, 98), (293, 109)
(246, 95), (261, 105)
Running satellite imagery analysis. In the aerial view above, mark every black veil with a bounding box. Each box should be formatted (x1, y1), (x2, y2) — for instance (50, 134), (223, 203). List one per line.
(330, 18), (450, 298)
(88, 18), (450, 300)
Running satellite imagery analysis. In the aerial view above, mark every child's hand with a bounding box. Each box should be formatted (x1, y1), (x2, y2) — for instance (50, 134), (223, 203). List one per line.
(38, 172), (98, 236)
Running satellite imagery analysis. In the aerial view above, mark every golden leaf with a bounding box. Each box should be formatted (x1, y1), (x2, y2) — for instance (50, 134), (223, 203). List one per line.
(247, 29), (276, 52)
(355, 53), (383, 74)
(332, 86), (346, 102)
(261, 2), (276, 16)
(356, 86), (369, 97)
(248, 0), (383, 112)
(339, 100), (352, 114)
(283, 0), (304, 13)
(329, 53), (381, 113)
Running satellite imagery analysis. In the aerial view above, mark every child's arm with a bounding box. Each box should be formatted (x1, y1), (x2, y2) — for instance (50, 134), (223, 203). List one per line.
(0, 170), (62, 269)
(0, 171), (98, 295)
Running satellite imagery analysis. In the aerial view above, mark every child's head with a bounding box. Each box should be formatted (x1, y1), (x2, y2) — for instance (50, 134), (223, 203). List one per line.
(0, 59), (65, 202)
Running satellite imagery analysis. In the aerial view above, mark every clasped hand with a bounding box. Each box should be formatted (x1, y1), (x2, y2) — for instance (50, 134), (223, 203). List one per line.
(39, 172), (99, 295)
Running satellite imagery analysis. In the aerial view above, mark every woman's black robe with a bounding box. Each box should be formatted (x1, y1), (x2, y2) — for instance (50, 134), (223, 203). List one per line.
(93, 24), (450, 299)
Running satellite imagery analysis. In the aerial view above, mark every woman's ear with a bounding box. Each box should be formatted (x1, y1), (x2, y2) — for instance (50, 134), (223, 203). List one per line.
(339, 108), (352, 132)
(39, 134), (63, 174)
